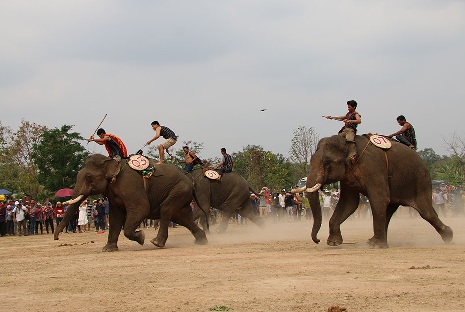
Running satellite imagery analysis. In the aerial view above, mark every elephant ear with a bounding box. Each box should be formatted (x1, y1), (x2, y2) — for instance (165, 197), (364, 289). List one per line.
(100, 158), (121, 182)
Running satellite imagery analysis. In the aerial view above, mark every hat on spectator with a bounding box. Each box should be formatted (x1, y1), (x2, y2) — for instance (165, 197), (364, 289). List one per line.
(15, 201), (19, 205)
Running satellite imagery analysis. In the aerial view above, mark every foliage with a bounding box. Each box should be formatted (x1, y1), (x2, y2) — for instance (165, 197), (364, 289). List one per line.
(289, 126), (319, 178)
(31, 125), (90, 195)
(418, 148), (443, 172)
(432, 155), (464, 186)
(233, 145), (294, 191)
(0, 120), (46, 198)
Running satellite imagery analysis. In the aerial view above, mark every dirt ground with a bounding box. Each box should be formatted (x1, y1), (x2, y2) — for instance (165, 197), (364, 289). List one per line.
(2, 208), (465, 312)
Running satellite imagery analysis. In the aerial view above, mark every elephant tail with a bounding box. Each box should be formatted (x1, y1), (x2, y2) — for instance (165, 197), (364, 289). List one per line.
(193, 190), (210, 231)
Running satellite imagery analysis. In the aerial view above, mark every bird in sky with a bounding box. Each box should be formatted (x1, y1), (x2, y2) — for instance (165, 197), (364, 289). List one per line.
(260, 108), (267, 112)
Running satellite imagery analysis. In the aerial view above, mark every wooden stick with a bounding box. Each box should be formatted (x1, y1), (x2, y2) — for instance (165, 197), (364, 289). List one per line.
(87, 113), (107, 144)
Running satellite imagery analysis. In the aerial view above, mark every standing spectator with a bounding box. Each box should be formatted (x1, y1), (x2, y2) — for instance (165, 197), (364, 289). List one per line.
(14, 201), (29, 236)
(6, 203), (15, 235)
(86, 201), (93, 231)
(92, 201), (99, 231)
(294, 193), (304, 221)
(96, 198), (106, 233)
(104, 197), (110, 230)
(44, 202), (55, 234)
(284, 192), (295, 221)
(54, 202), (65, 230)
(272, 192), (281, 222)
(279, 189), (286, 221)
(0, 200), (6, 237)
(433, 187), (447, 216)
(78, 201), (88, 233)
(28, 202), (38, 235)
(258, 188), (269, 219)
(34, 203), (44, 234)
(304, 194), (312, 221)
(322, 191), (332, 220)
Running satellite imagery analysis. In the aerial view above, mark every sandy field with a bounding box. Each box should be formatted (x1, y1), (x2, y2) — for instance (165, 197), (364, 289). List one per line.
(2, 208), (465, 312)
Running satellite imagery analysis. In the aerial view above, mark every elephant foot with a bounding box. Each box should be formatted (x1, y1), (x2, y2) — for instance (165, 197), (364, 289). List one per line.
(327, 234), (343, 246)
(216, 224), (228, 234)
(150, 237), (166, 248)
(102, 243), (119, 252)
(194, 234), (208, 245)
(440, 226), (453, 243)
(367, 237), (388, 248)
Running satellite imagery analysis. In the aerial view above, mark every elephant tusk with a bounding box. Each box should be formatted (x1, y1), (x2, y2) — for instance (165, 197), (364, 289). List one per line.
(291, 186), (306, 194)
(306, 183), (322, 193)
(63, 195), (84, 205)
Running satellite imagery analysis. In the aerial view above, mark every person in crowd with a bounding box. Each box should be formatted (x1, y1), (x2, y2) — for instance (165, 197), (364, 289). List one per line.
(77, 200), (88, 233)
(6, 203), (15, 235)
(104, 197), (110, 230)
(0, 200), (6, 237)
(387, 115), (417, 150)
(324, 100), (361, 163)
(44, 202), (55, 234)
(86, 200), (93, 231)
(258, 188), (270, 219)
(303, 194), (311, 221)
(87, 128), (128, 160)
(272, 192), (281, 222)
(284, 192), (295, 221)
(182, 146), (202, 173)
(35, 202), (44, 234)
(294, 192), (304, 221)
(96, 198), (106, 233)
(433, 187), (447, 217)
(14, 201), (28, 236)
(322, 191), (332, 220)
(213, 148), (233, 180)
(92, 200), (99, 231)
(54, 202), (64, 230)
(28, 201), (37, 235)
(146, 121), (178, 164)
(279, 189), (286, 221)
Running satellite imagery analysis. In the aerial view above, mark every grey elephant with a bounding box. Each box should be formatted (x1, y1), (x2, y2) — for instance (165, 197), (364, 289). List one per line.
(54, 154), (208, 251)
(294, 134), (453, 248)
(188, 169), (264, 233)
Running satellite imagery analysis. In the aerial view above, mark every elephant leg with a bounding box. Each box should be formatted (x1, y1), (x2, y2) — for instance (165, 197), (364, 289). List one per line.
(199, 215), (209, 233)
(238, 201), (264, 227)
(328, 189), (359, 246)
(414, 198), (453, 243)
(171, 205), (208, 245)
(102, 206), (125, 252)
(366, 196), (390, 248)
(215, 197), (242, 233)
(122, 205), (148, 246)
(367, 203), (398, 248)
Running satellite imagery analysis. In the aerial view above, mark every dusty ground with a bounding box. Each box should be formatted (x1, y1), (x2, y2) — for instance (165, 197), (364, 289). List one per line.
(2, 208), (465, 312)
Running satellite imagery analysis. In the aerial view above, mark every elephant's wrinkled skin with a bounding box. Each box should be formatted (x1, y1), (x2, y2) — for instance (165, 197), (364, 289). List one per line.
(304, 135), (453, 248)
(54, 154), (207, 251)
(188, 169), (264, 233)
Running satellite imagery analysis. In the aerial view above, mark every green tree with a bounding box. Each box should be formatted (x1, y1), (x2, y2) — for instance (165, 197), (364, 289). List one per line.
(433, 155), (465, 185)
(31, 125), (90, 194)
(0, 120), (46, 198)
(233, 145), (293, 191)
(418, 148), (443, 173)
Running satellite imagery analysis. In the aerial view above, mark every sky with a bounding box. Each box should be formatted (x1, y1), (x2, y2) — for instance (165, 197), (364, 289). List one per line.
(1, 1), (465, 159)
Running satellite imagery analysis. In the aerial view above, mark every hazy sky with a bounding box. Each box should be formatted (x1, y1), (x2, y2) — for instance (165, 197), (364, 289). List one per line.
(1, 1), (464, 159)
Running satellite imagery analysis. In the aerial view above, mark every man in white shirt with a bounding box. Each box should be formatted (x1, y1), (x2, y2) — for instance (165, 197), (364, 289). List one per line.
(13, 201), (28, 236)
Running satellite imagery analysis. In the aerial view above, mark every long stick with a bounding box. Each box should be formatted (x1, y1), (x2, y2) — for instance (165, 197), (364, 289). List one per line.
(87, 113), (107, 144)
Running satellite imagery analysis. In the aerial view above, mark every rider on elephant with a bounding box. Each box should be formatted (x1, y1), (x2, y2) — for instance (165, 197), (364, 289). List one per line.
(387, 115), (417, 150)
(183, 146), (203, 173)
(213, 147), (233, 180)
(146, 121), (178, 164)
(324, 100), (361, 164)
(87, 128), (128, 161)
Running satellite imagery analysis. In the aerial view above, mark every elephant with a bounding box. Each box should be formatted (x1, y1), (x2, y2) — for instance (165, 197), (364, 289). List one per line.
(54, 154), (208, 251)
(188, 169), (264, 233)
(294, 134), (453, 248)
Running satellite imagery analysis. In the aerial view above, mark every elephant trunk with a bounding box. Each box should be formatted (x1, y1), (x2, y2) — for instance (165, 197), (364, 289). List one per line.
(307, 191), (322, 244)
(54, 194), (86, 240)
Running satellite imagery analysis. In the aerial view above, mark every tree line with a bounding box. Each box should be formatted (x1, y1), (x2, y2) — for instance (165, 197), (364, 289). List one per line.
(1, 120), (463, 200)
